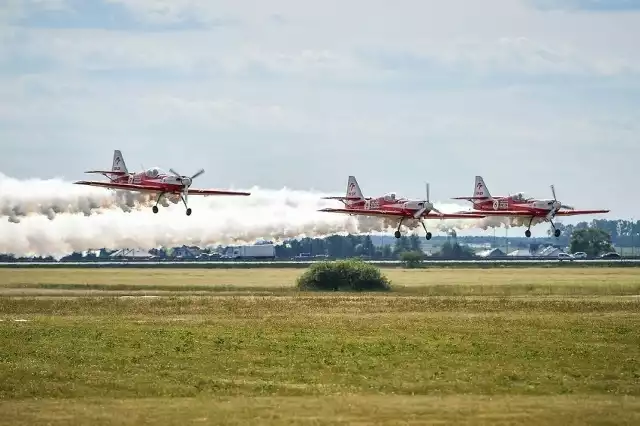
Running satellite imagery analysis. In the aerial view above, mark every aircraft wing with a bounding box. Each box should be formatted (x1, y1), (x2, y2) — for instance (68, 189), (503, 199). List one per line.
(555, 209), (610, 216)
(319, 208), (485, 219)
(469, 210), (537, 216)
(471, 209), (610, 217)
(73, 181), (164, 192)
(187, 188), (251, 196)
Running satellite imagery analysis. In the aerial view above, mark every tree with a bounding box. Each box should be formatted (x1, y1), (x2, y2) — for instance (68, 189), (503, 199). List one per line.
(409, 234), (421, 251)
(393, 236), (411, 255)
(569, 228), (614, 257)
(437, 241), (475, 258)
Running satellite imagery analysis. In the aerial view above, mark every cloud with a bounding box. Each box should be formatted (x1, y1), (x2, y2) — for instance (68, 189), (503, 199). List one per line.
(530, 0), (640, 12)
(0, 0), (638, 221)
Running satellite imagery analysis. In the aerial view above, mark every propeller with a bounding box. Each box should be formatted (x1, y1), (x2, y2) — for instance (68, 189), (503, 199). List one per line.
(546, 184), (573, 219)
(169, 168), (205, 204)
(413, 182), (443, 218)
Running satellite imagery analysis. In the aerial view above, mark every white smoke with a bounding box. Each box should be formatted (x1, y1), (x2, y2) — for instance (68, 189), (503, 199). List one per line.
(0, 172), (172, 221)
(0, 174), (524, 258)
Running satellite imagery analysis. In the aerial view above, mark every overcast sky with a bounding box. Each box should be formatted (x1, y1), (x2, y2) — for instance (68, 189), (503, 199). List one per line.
(1, 0), (638, 221)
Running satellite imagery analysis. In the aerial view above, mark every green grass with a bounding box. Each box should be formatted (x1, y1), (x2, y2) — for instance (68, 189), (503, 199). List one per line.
(0, 267), (639, 424)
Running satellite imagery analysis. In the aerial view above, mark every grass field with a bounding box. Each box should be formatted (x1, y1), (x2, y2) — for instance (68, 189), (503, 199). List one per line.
(0, 267), (639, 425)
(1, 266), (640, 296)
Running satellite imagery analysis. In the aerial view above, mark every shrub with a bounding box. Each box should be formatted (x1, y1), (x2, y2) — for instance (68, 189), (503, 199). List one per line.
(296, 259), (392, 292)
(399, 250), (423, 268)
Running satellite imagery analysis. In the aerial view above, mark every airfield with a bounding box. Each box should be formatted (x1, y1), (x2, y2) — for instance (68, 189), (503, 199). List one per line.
(1, 263), (639, 425)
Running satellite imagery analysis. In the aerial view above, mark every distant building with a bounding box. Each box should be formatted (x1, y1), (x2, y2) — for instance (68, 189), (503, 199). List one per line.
(476, 248), (505, 257)
(110, 248), (153, 259)
(171, 245), (202, 258)
(534, 246), (563, 257)
(507, 249), (531, 257)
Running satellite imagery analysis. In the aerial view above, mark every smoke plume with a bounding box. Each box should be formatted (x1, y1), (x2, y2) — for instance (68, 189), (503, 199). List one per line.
(0, 174), (517, 258)
(0, 172), (170, 221)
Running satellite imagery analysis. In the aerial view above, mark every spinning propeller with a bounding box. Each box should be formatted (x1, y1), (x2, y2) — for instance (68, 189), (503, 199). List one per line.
(546, 184), (573, 219)
(413, 182), (444, 218)
(169, 168), (205, 205)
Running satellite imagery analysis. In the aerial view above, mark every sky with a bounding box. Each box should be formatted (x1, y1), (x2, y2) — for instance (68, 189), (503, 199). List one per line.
(1, 0), (639, 226)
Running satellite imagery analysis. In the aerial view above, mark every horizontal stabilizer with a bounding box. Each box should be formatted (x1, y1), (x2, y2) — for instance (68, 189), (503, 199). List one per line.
(321, 196), (363, 201)
(451, 196), (491, 200)
(84, 170), (127, 175)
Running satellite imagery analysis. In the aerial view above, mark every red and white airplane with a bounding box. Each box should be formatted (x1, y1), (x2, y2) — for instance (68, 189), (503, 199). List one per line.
(74, 150), (251, 215)
(452, 176), (609, 238)
(319, 176), (485, 240)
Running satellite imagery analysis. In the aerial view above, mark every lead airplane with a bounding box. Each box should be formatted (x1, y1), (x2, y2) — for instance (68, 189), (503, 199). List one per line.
(74, 150), (251, 215)
(319, 176), (485, 240)
(451, 176), (609, 238)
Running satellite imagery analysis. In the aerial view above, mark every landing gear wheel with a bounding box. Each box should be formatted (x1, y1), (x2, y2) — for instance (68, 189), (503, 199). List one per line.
(425, 232), (432, 240)
(186, 208), (192, 216)
(394, 230), (401, 238)
(152, 206), (159, 214)
(525, 229), (531, 238)
(554, 229), (560, 238)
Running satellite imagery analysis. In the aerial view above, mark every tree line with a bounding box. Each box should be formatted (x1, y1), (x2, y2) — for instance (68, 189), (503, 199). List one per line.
(0, 218), (633, 261)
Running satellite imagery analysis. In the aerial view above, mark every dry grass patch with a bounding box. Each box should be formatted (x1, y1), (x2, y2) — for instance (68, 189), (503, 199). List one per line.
(1, 395), (639, 425)
(0, 267), (639, 296)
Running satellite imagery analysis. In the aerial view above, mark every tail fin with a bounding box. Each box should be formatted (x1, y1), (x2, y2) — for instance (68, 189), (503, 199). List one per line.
(346, 175), (364, 205)
(473, 175), (490, 203)
(451, 175), (492, 204)
(112, 150), (128, 174)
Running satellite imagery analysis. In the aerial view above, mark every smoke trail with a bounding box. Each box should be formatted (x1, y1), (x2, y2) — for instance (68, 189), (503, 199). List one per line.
(0, 173), (166, 222)
(1, 172), (541, 257)
(0, 182), (503, 257)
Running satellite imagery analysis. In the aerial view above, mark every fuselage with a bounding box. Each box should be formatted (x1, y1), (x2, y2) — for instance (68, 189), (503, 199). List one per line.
(112, 167), (188, 191)
(346, 193), (432, 216)
(472, 195), (560, 216)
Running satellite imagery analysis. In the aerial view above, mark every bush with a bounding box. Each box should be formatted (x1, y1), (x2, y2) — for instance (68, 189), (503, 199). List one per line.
(296, 259), (392, 292)
(399, 251), (423, 268)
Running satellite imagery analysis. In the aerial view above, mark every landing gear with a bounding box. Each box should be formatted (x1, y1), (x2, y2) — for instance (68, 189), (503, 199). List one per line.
(523, 216), (561, 238)
(549, 218), (561, 238)
(394, 218), (404, 238)
(393, 218), (432, 240)
(152, 192), (165, 214)
(151, 191), (192, 216)
(420, 219), (432, 240)
(524, 216), (534, 237)
(180, 193), (192, 216)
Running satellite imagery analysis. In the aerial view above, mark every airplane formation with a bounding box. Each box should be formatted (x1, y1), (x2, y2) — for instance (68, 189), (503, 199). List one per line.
(74, 150), (610, 239)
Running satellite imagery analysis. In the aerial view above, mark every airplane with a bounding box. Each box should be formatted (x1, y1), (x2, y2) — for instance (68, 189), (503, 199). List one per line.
(73, 150), (251, 215)
(318, 176), (486, 240)
(451, 175), (610, 238)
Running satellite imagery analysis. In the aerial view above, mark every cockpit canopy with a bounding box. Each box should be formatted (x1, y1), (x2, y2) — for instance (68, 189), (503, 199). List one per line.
(383, 192), (397, 202)
(510, 192), (527, 202)
(144, 167), (166, 178)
